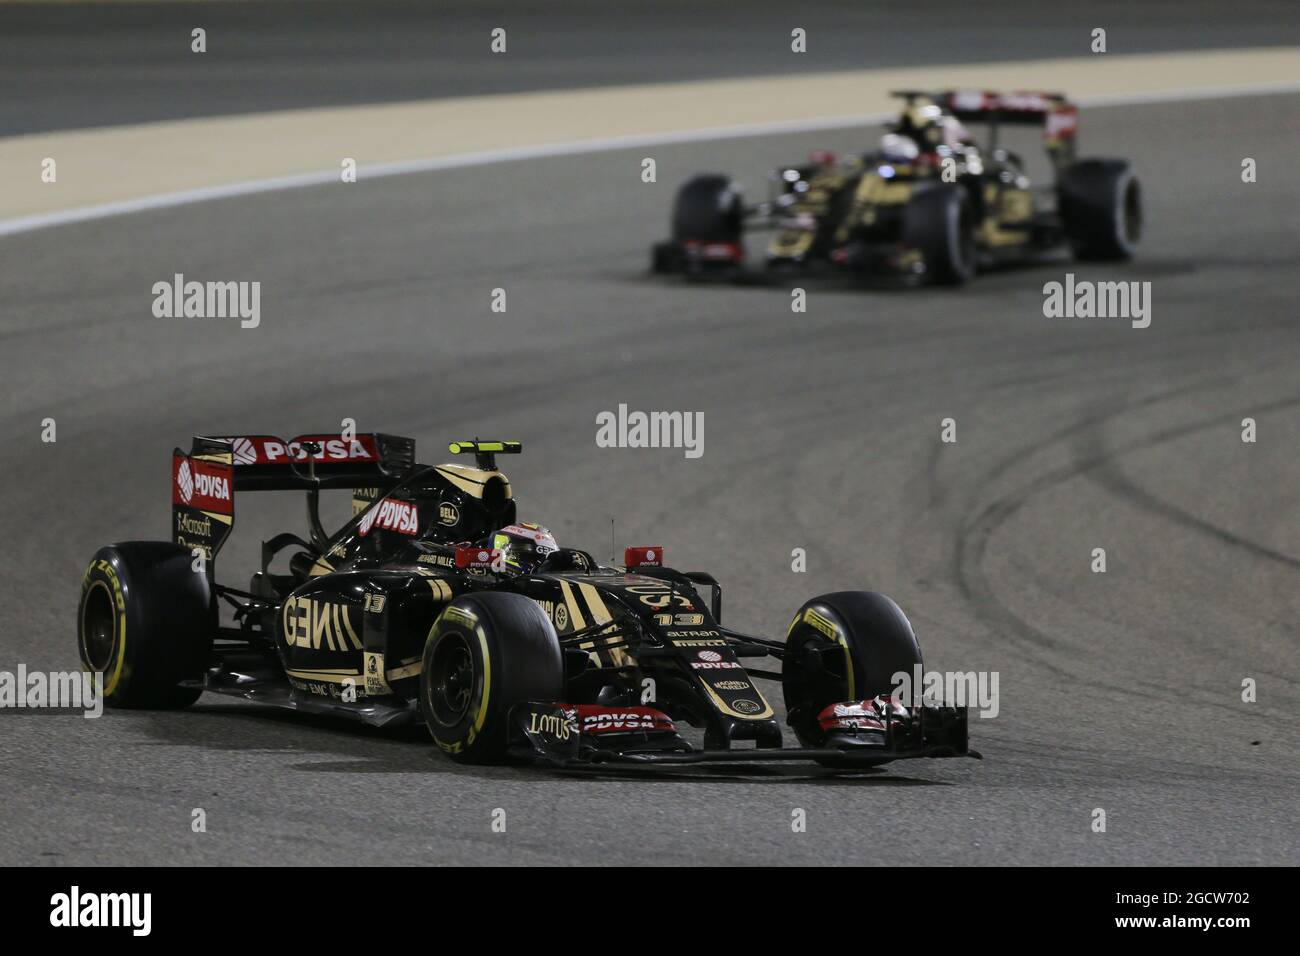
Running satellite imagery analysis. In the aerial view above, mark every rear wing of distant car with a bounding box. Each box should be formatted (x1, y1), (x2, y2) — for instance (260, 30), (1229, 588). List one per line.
(171, 432), (416, 571)
(893, 89), (1079, 168)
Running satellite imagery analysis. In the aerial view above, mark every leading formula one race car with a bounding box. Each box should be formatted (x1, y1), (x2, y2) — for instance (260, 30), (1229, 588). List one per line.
(78, 433), (971, 768)
(651, 90), (1141, 285)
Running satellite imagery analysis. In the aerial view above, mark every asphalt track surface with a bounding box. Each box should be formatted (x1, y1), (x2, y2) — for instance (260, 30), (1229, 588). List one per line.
(0, 81), (1296, 864)
(3, 0), (1298, 134)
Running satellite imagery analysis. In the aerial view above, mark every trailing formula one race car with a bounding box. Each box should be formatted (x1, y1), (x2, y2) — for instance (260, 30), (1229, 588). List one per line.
(652, 90), (1141, 285)
(78, 433), (971, 768)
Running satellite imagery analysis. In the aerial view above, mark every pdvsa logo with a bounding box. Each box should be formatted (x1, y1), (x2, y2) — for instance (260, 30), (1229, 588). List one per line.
(280, 438), (373, 462)
(175, 459), (230, 505)
(358, 499), (419, 537)
(194, 471), (230, 501)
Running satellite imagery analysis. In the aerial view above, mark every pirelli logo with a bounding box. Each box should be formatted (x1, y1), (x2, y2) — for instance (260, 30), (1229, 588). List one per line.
(803, 608), (840, 641)
(441, 606), (478, 628)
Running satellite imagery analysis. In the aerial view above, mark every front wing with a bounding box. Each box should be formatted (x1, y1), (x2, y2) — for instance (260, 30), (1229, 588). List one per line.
(508, 699), (977, 768)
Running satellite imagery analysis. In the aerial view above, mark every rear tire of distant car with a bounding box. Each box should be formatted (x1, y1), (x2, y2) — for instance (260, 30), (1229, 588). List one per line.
(671, 174), (743, 243)
(781, 591), (923, 764)
(903, 185), (976, 285)
(1058, 159), (1141, 261)
(419, 592), (564, 763)
(77, 542), (214, 709)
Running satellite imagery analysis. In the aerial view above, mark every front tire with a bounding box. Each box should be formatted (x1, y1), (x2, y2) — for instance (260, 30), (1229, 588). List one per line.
(419, 592), (563, 763)
(903, 185), (977, 285)
(77, 542), (215, 709)
(671, 174), (743, 243)
(1058, 159), (1141, 261)
(781, 591), (922, 756)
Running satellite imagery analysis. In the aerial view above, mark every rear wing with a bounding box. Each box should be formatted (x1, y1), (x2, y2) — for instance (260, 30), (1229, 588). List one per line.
(893, 89), (1078, 167)
(171, 432), (417, 569)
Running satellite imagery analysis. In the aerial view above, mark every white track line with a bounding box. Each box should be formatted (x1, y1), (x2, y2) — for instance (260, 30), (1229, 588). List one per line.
(1, 81), (1297, 240)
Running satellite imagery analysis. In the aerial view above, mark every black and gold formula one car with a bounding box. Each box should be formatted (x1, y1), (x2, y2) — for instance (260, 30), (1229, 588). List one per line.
(651, 90), (1141, 285)
(78, 434), (971, 769)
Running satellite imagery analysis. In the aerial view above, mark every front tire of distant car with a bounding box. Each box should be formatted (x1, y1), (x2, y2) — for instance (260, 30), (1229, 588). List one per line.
(781, 591), (923, 765)
(671, 174), (743, 244)
(419, 592), (564, 763)
(1058, 159), (1141, 261)
(77, 542), (214, 709)
(903, 185), (976, 285)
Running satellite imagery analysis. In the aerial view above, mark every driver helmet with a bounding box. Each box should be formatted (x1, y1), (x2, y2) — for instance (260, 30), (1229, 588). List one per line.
(899, 103), (971, 154)
(491, 522), (559, 574)
(939, 115), (973, 150)
(879, 133), (920, 163)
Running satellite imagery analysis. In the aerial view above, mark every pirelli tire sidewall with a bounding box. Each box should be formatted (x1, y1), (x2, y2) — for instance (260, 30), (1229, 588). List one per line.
(419, 592), (563, 763)
(781, 591), (922, 749)
(77, 542), (215, 709)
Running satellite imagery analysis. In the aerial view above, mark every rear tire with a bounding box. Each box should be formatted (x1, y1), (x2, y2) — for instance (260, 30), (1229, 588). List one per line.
(1058, 159), (1141, 261)
(77, 542), (214, 709)
(903, 185), (976, 285)
(419, 592), (563, 763)
(671, 174), (743, 243)
(781, 591), (922, 762)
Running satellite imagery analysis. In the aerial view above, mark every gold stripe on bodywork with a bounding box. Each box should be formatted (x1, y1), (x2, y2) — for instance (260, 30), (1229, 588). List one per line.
(386, 661), (422, 681)
(339, 602), (362, 650)
(287, 668), (361, 684)
(578, 582), (631, 668)
(434, 464), (513, 500)
(558, 580), (598, 663)
(558, 580), (587, 630)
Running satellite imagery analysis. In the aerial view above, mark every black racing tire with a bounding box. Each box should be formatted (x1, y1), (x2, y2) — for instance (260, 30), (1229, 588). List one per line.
(903, 184), (977, 285)
(671, 174), (743, 243)
(419, 592), (563, 763)
(77, 542), (215, 709)
(650, 240), (683, 274)
(781, 591), (922, 758)
(1058, 159), (1141, 261)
